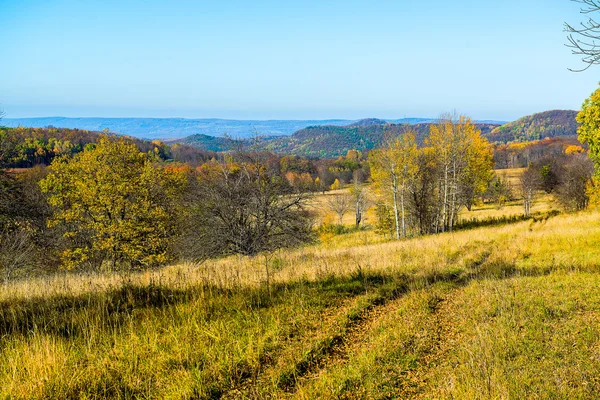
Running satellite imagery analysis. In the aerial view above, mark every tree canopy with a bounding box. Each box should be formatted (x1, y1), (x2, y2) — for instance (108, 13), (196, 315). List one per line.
(40, 136), (187, 270)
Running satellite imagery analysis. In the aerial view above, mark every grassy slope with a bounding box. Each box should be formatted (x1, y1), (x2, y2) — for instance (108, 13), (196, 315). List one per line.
(1, 194), (600, 398)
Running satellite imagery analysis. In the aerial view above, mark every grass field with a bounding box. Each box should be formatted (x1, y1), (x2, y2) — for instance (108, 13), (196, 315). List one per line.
(1, 174), (599, 399)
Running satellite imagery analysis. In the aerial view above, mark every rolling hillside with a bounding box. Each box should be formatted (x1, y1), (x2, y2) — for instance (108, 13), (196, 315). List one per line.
(174, 120), (500, 158)
(489, 110), (579, 142)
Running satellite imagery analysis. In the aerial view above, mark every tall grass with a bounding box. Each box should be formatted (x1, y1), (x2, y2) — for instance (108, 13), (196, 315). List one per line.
(1, 207), (600, 398)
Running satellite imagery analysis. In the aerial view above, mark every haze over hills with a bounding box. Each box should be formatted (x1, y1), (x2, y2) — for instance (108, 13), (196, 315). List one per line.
(1, 117), (352, 140)
(2, 116), (506, 140)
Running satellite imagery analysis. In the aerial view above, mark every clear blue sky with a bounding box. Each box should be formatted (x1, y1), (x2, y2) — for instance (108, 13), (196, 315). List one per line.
(1, 0), (599, 120)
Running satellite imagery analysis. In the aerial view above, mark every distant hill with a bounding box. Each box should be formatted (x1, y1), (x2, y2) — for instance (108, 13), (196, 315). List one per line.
(489, 110), (579, 143)
(2, 116), (504, 141)
(0, 126), (218, 168)
(349, 118), (388, 127)
(260, 122), (500, 158)
(2, 117), (355, 140)
(166, 134), (248, 152)
(172, 120), (504, 158)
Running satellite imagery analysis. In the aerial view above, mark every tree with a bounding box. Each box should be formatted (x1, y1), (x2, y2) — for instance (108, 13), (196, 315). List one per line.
(326, 192), (353, 225)
(370, 129), (418, 239)
(349, 170), (370, 227)
(330, 178), (341, 191)
(459, 129), (494, 211)
(427, 113), (492, 231)
(374, 203), (394, 237)
(565, 0), (600, 71)
(40, 136), (186, 270)
(408, 147), (440, 235)
(484, 173), (513, 209)
(556, 155), (594, 211)
(520, 166), (541, 217)
(565, 145), (585, 155)
(185, 160), (314, 260)
(577, 84), (600, 177)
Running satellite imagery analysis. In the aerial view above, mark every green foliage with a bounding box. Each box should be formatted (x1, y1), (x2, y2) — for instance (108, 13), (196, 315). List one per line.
(317, 223), (353, 236)
(40, 136), (186, 270)
(577, 85), (600, 179)
(485, 174), (513, 207)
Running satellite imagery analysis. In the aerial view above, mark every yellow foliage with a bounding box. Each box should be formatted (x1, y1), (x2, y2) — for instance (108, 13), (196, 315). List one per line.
(330, 178), (341, 190)
(565, 145), (585, 155)
(40, 136), (185, 270)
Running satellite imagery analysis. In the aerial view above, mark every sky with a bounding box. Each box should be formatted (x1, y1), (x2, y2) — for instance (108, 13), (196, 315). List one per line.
(1, 0), (599, 121)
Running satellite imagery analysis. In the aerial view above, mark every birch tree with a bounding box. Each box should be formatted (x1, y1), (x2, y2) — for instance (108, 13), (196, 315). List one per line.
(520, 166), (541, 217)
(427, 114), (492, 231)
(370, 129), (418, 239)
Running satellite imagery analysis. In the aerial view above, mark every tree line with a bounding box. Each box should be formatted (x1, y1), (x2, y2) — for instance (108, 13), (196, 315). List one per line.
(2, 99), (600, 278)
(0, 129), (370, 277)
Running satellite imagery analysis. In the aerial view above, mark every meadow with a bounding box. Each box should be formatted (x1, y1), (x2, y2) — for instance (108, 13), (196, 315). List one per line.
(1, 181), (599, 399)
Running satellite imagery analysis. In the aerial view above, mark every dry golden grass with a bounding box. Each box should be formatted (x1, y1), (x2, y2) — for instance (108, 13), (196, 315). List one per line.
(311, 168), (554, 228)
(2, 192), (600, 398)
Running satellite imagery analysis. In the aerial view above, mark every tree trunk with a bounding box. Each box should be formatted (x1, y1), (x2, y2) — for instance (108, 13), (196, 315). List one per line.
(400, 185), (406, 238)
(441, 165), (449, 233)
(392, 174), (401, 240)
(449, 160), (457, 232)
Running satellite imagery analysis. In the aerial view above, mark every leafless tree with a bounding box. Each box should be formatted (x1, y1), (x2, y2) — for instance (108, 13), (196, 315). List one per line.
(520, 167), (541, 217)
(0, 227), (35, 282)
(565, 0), (600, 71)
(556, 155), (594, 210)
(326, 193), (353, 225)
(350, 170), (370, 227)
(180, 147), (315, 259)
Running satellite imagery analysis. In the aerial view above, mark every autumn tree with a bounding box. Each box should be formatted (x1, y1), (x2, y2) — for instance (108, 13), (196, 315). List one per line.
(374, 203), (394, 237)
(577, 84), (600, 177)
(349, 170), (370, 227)
(427, 113), (493, 231)
(40, 136), (186, 270)
(184, 160), (314, 260)
(574, 84), (600, 203)
(330, 178), (342, 191)
(520, 166), (541, 217)
(484, 174), (513, 209)
(408, 147), (440, 235)
(326, 192), (353, 225)
(370, 129), (418, 239)
(459, 130), (494, 211)
(556, 155), (594, 210)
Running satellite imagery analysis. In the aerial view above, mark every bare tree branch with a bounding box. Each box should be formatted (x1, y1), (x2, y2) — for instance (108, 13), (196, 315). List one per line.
(565, 0), (600, 71)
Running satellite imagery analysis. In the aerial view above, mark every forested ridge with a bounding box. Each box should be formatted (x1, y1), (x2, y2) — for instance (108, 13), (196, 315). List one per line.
(175, 111), (578, 158)
(489, 110), (579, 142)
